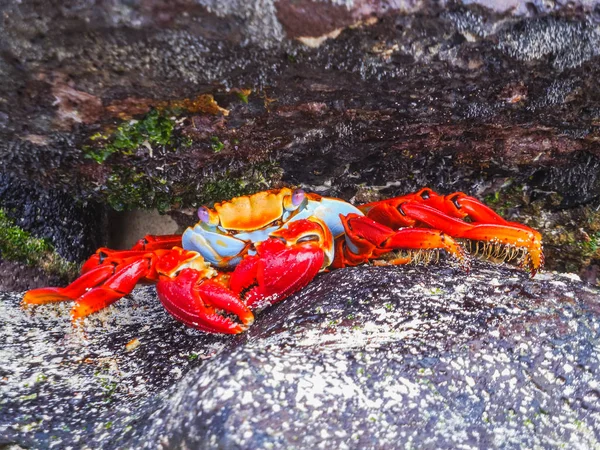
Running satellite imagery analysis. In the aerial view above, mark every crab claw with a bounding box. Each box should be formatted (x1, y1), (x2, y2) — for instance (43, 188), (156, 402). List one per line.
(156, 268), (254, 334)
(229, 219), (329, 309)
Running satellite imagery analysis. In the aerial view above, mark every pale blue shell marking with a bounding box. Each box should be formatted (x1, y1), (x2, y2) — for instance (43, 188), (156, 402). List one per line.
(344, 234), (361, 255)
(182, 223), (280, 269)
(233, 226), (280, 244)
(182, 224), (247, 268)
(288, 197), (363, 238)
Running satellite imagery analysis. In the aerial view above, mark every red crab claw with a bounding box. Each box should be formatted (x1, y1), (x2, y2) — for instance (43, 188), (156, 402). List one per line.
(156, 269), (254, 334)
(333, 213), (468, 269)
(228, 219), (329, 309)
(152, 247), (254, 334)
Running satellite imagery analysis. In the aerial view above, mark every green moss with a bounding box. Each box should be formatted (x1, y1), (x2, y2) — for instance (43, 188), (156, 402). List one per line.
(484, 191), (501, 205)
(0, 210), (52, 264)
(482, 185), (522, 217)
(84, 109), (176, 163)
(0, 210), (79, 279)
(105, 168), (175, 213)
(210, 136), (224, 153)
(235, 91), (249, 104)
(581, 231), (600, 254)
(101, 160), (282, 212)
(19, 393), (38, 401)
(197, 176), (246, 205)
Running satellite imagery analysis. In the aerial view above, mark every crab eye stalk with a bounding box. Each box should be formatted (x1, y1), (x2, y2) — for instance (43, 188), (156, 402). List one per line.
(198, 206), (219, 226)
(292, 189), (305, 206)
(198, 206), (210, 223)
(284, 188), (306, 211)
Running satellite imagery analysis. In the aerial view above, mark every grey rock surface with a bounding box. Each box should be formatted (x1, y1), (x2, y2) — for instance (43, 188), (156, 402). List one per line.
(2, 261), (599, 448)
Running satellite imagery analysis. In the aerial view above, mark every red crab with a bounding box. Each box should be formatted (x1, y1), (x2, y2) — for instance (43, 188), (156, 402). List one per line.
(23, 187), (543, 334)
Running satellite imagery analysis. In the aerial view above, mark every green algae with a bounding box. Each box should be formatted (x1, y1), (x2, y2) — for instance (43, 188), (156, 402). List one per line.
(0, 209), (78, 279)
(84, 109), (177, 164)
(105, 167), (175, 213)
(195, 160), (283, 207)
(0, 209), (52, 264)
(209, 136), (224, 153)
(103, 160), (282, 212)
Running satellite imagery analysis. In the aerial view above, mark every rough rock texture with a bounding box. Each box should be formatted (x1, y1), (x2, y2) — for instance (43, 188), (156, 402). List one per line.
(1, 261), (599, 448)
(1, 0), (600, 281)
(0, 174), (107, 263)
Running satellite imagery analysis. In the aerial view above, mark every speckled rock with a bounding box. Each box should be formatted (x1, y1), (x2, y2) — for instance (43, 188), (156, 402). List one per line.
(2, 261), (599, 448)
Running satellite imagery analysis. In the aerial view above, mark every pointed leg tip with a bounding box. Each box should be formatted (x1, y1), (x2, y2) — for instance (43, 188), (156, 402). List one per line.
(22, 288), (71, 306)
(71, 303), (96, 321)
(231, 324), (249, 334)
(242, 313), (255, 327)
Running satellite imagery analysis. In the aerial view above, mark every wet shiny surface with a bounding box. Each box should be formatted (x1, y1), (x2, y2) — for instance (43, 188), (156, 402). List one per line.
(2, 261), (599, 448)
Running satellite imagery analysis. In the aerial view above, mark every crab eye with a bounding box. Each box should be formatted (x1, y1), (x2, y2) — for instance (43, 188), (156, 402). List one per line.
(292, 189), (305, 206)
(198, 206), (210, 223)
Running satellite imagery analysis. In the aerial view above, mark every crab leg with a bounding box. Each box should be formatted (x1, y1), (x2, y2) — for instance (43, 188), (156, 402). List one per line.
(334, 213), (467, 268)
(399, 202), (543, 274)
(131, 234), (183, 251)
(359, 189), (543, 274)
(71, 259), (151, 319)
(24, 246), (255, 332)
(22, 265), (118, 304)
(23, 258), (153, 320)
(359, 188), (534, 229)
(80, 249), (157, 274)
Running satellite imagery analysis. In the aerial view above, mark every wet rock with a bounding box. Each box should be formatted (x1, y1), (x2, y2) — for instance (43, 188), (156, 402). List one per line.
(1, 261), (599, 448)
(2, 2), (599, 448)
(0, 173), (107, 264)
(1, 2), (600, 277)
(0, 260), (67, 292)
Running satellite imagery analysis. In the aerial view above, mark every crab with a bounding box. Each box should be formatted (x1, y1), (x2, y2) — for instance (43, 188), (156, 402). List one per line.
(22, 187), (543, 334)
